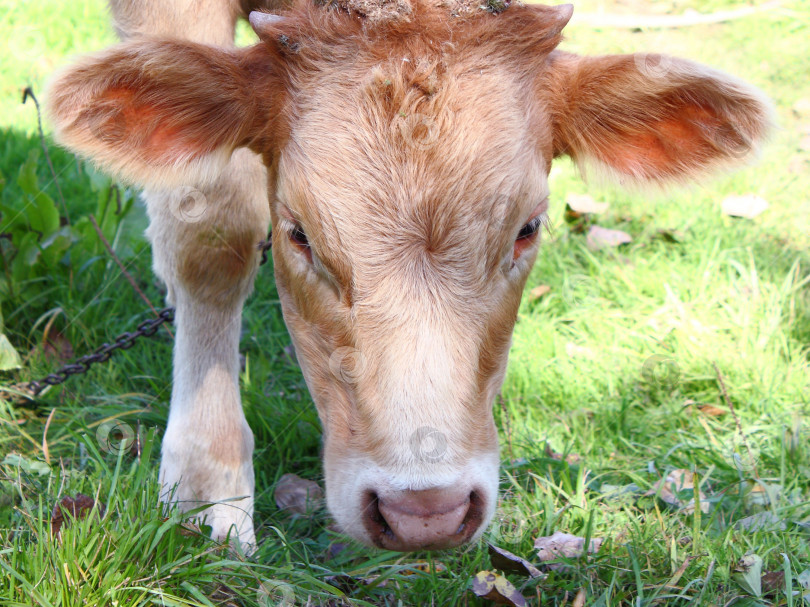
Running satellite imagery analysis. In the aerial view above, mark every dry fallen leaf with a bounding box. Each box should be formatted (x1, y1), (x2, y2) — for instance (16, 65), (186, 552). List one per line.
(761, 570), (785, 597)
(735, 511), (786, 532)
(698, 404), (727, 417)
(586, 225), (632, 250)
(566, 193), (609, 215)
(721, 194), (768, 219)
(528, 285), (551, 301)
(42, 333), (75, 364)
(645, 469), (709, 514)
(471, 570), (526, 606)
(534, 531), (603, 564)
(572, 588), (587, 607)
(401, 560), (447, 576)
(487, 543), (543, 579)
(51, 494), (105, 535)
(274, 473), (323, 514)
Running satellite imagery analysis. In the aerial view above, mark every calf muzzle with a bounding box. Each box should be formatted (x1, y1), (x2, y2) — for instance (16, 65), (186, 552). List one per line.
(362, 486), (485, 551)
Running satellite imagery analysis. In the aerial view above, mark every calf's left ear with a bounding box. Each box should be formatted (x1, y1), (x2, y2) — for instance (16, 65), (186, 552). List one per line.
(545, 51), (774, 184)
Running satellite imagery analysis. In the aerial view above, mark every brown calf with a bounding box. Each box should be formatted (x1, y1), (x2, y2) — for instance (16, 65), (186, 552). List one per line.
(46, 0), (772, 551)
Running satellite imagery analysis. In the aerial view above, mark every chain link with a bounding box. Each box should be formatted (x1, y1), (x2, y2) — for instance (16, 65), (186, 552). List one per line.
(25, 307), (176, 396)
(3, 231), (274, 402)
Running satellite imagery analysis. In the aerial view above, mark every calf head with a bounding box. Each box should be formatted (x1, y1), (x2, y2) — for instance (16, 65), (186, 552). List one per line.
(47, 0), (772, 550)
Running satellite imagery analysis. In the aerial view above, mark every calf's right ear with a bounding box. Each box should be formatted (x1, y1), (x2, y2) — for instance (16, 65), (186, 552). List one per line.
(47, 40), (280, 188)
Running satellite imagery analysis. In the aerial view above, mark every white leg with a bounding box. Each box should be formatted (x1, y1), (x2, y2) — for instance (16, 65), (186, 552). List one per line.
(146, 149), (269, 550)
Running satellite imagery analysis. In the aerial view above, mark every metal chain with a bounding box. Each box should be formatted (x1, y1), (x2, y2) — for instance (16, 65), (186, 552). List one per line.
(25, 307), (176, 396)
(4, 231), (273, 402)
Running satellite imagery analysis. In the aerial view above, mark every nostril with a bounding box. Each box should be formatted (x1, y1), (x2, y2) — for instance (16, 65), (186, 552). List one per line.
(464, 490), (484, 535)
(362, 491), (396, 543)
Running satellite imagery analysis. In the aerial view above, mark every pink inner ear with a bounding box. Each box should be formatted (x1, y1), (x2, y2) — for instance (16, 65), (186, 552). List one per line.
(93, 88), (207, 165)
(593, 104), (729, 181)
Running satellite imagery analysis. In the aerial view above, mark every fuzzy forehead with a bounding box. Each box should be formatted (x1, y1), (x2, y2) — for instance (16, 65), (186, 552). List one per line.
(277, 58), (546, 252)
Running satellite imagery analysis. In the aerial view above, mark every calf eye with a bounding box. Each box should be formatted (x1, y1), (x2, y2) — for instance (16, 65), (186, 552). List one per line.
(516, 215), (543, 241)
(512, 206), (547, 262)
(288, 223), (312, 262)
(290, 224), (309, 247)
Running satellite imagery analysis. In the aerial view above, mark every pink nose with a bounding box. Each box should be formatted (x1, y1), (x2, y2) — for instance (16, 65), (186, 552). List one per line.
(363, 487), (484, 551)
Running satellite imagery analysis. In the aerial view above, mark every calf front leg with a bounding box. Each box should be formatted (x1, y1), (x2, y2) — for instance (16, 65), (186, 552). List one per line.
(145, 150), (269, 550)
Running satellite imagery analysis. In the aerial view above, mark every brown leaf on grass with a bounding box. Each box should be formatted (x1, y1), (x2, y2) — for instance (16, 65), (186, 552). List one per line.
(683, 398), (728, 417)
(586, 226), (632, 250)
(274, 473), (323, 514)
(528, 285), (551, 301)
(534, 531), (603, 564)
(645, 469), (709, 514)
(51, 494), (105, 535)
(721, 194), (768, 219)
(572, 588), (587, 607)
(684, 400), (727, 417)
(761, 570), (785, 596)
(487, 543), (543, 579)
(400, 560), (447, 576)
(42, 333), (74, 364)
(566, 193), (609, 215)
(471, 570), (526, 606)
(698, 404), (728, 417)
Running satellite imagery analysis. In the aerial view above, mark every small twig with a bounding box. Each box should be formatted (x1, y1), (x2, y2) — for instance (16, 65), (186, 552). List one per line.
(712, 362), (758, 479)
(22, 87), (69, 226)
(571, 0), (783, 29)
(89, 215), (174, 339)
(42, 407), (56, 465)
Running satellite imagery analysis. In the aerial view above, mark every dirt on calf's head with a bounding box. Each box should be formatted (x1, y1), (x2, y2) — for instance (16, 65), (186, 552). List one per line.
(314, 0), (517, 23)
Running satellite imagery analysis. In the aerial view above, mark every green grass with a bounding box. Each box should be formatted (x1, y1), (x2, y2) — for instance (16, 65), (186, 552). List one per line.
(1, 0), (809, 605)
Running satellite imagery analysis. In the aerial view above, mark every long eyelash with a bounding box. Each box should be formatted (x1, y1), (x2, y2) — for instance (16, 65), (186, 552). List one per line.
(282, 219), (309, 246)
(518, 214), (544, 239)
